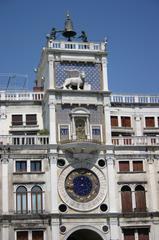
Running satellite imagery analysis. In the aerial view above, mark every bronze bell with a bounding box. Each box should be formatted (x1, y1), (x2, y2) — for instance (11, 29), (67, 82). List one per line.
(62, 13), (77, 41)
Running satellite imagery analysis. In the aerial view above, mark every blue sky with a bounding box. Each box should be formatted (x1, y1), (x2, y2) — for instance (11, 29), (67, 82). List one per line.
(0, 0), (159, 93)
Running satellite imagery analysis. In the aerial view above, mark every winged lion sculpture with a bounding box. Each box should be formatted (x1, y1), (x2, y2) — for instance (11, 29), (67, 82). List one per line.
(62, 70), (85, 90)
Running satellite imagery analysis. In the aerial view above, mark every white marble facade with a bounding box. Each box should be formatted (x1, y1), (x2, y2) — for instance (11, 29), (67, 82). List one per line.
(0, 28), (159, 240)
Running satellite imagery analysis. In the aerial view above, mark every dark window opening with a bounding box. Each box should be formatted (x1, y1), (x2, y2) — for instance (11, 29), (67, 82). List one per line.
(133, 161), (143, 172)
(26, 114), (37, 125)
(17, 231), (28, 240)
(111, 116), (118, 127)
(121, 116), (131, 128)
(145, 117), (155, 128)
(12, 115), (23, 126)
(121, 186), (132, 213)
(135, 185), (146, 212)
(119, 161), (130, 172)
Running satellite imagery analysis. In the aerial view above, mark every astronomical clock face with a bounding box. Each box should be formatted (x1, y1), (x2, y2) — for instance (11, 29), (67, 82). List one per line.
(58, 162), (107, 211)
(65, 168), (99, 203)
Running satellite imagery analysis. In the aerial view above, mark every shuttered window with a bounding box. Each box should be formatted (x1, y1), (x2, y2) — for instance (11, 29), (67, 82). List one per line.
(135, 185), (146, 212)
(12, 115), (23, 126)
(26, 114), (37, 125)
(17, 231), (28, 240)
(119, 161), (130, 172)
(121, 117), (131, 127)
(133, 161), (143, 172)
(123, 229), (135, 240)
(32, 231), (43, 240)
(123, 229), (149, 240)
(111, 116), (118, 127)
(138, 229), (149, 240)
(121, 186), (132, 213)
(145, 117), (155, 127)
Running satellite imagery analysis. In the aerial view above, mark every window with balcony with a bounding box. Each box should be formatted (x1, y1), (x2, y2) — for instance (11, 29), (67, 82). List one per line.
(12, 115), (23, 126)
(119, 161), (130, 172)
(31, 161), (41, 172)
(16, 161), (27, 172)
(111, 116), (118, 127)
(16, 186), (27, 214)
(145, 117), (155, 128)
(133, 161), (143, 172)
(26, 114), (37, 125)
(31, 186), (43, 213)
(121, 186), (132, 213)
(121, 116), (131, 127)
(123, 228), (149, 240)
(135, 185), (146, 212)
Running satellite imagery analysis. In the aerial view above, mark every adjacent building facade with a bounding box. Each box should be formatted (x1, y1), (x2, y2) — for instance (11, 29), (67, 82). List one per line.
(0, 18), (159, 240)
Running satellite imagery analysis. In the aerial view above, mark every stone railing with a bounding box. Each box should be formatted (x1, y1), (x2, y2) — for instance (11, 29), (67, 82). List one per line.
(0, 135), (49, 146)
(47, 40), (106, 52)
(111, 94), (159, 104)
(0, 91), (44, 101)
(112, 136), (159, 146)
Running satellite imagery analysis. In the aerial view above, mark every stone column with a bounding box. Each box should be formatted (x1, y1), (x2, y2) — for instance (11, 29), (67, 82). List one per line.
(147, 157), (158, 211)
(134, 115), (142, 136)
(50, 152), (58, 213)
(48, 55), (55, 89)
(1, 158), (9, 214)
(109, 218), (120, 240)
(49, 100), (57, 144)
(106, 155), (118, 213)
(72, 116), (76, 140)
(51, 219), (59, 240)
(1, 223), (9, 240)
(102, 57), (109, 91)
(104, 97), (112, 145)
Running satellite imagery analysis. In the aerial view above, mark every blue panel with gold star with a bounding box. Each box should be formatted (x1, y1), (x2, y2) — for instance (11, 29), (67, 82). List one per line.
(55, 62), (102, 90)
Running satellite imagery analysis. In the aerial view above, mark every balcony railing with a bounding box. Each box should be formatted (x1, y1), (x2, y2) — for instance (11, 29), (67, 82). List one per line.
(111, 94), (159, 104)
(47, 40), (106, 52)
(112, 136), (159, 146)
(0, 91), (44, 101)
(0, 135), (158, 146)
(0, 135), (49, 145)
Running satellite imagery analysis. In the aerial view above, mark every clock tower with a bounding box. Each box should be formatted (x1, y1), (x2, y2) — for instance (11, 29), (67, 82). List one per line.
(35, 13), (117, 240)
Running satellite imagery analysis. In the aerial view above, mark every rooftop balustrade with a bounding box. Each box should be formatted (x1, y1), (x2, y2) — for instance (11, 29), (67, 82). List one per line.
(111, 94), (159, 104)
(0, 91), (44, 101)
(47, 40), (106, 52)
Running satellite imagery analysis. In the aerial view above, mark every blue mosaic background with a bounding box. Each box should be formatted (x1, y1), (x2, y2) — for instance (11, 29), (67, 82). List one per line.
(55, 62), (102, 90)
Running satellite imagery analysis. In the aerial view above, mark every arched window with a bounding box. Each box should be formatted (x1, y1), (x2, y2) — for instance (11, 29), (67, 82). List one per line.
(31, 186), (43, 213)
(135, 185), (146, 212)
(121, 186), (132, 213)
(16, 186), (27, 213)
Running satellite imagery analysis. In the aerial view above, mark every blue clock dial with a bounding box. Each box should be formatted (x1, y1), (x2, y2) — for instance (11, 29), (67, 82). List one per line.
(73, 175), (92, 196)
(65, 168), (99, 203)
